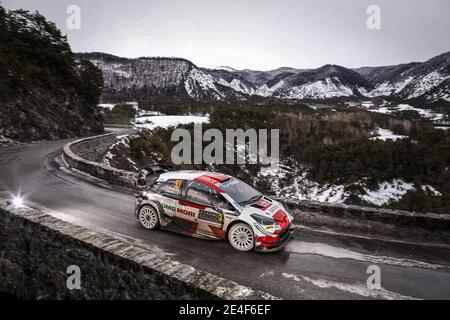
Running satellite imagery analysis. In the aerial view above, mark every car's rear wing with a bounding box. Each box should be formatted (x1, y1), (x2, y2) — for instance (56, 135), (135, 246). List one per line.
(137, 164), (173, 187)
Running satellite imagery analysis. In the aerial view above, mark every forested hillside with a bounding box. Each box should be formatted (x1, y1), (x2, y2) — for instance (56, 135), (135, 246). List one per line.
(0, 6), (104, 143)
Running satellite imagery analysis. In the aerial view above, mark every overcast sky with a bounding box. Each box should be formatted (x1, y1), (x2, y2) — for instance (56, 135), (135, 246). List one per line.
(2, 0), (450, 70)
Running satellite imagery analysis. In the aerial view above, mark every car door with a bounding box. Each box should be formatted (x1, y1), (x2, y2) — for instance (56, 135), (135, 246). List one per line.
(154, 179), (201, 235)
(182, 181), (229, 238)
(155, 179), (183, 219)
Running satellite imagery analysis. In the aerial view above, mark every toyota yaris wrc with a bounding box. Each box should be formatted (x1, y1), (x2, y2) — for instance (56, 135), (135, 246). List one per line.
(135, 166), (295, 252)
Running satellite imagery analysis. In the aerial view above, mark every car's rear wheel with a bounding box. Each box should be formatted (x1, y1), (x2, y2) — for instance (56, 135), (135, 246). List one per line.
(139, 205), (159, 230)
(228, 223), (254, 252)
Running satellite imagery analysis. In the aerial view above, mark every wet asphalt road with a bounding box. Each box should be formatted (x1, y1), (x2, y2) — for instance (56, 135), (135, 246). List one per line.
(1, 137), (450, 300)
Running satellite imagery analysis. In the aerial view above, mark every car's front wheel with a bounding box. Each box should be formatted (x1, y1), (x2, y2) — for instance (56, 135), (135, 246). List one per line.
(138, 205), (159, 230)
(228, 223), (254, 252)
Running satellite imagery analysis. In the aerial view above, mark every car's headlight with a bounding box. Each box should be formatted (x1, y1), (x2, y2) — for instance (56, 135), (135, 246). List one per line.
(251, 214), (275, 226)
(253, 222), (279, 237)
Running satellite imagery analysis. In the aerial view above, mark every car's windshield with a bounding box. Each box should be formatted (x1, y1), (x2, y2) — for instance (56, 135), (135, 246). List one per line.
(218, 178), (262, 205)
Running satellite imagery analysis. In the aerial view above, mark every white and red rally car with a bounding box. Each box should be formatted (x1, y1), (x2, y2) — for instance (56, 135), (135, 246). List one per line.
(135, 165), (294, 252)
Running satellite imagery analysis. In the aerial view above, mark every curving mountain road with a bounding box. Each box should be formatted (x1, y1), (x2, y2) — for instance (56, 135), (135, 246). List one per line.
(1, 135), (450, 300)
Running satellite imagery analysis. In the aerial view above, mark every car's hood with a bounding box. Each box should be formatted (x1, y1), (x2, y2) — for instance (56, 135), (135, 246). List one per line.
(242, 197), (293, 229)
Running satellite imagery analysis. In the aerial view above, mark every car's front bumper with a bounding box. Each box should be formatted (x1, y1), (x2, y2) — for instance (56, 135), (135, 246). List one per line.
(255, 226), (295, 252)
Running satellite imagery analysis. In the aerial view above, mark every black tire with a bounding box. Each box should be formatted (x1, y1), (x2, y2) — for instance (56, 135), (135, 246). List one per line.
(138, 205), (159, 230)
(227, 222), (254, 252)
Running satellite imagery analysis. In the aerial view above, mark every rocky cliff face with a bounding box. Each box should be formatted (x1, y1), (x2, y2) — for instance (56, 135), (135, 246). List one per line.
(79, 51), (450, 103)
(0, 7), (104, 144)
(78, 53), (193, 101)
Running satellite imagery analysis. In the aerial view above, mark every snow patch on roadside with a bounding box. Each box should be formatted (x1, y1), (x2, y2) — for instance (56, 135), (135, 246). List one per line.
(259, 166), (347, 203)
(0, 135), (17, 146)
(259, 162), (441, 206)
(421, 185), (442, 196)
(103, 134), (137, 170)
(360, 180), (415, 206)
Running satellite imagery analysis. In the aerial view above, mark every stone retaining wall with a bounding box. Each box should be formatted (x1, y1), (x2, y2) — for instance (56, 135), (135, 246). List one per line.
(63, 133), (138, 188)
(0, 201), (275, 300)
(281, 199), (450, 246)
(67, 133), (116, 162)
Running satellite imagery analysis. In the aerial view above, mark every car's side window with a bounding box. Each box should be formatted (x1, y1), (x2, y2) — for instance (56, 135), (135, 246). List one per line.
(158, 179), (183, 198)
(185, 181), (214, 205)
(185, 181), (232, 210)
(214, 194), (233, 210)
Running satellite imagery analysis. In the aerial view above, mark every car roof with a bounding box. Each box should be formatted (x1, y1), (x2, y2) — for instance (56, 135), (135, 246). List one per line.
(157, 170), (231, 191)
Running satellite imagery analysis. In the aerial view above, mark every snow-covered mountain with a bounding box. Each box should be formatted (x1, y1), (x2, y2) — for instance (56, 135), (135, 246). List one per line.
(354, 51), (450, 102)
(78, 51), (450, 103)
(203, 64), (371, 99)
(76, 52), (247, 102)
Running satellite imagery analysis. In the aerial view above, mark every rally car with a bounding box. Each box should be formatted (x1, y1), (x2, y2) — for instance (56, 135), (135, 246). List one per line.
(134, 166), (294, 252)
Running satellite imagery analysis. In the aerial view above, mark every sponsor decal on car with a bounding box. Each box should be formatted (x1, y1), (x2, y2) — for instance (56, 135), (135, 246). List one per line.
(198, 210), (224, 223)
(177, 207), (196, 218)
(265, 224), (281, 231)
(162, 203), (176, 212)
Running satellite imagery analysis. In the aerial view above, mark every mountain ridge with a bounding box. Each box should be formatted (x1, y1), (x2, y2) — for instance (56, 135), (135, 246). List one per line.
(76, 51), (450, 103)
